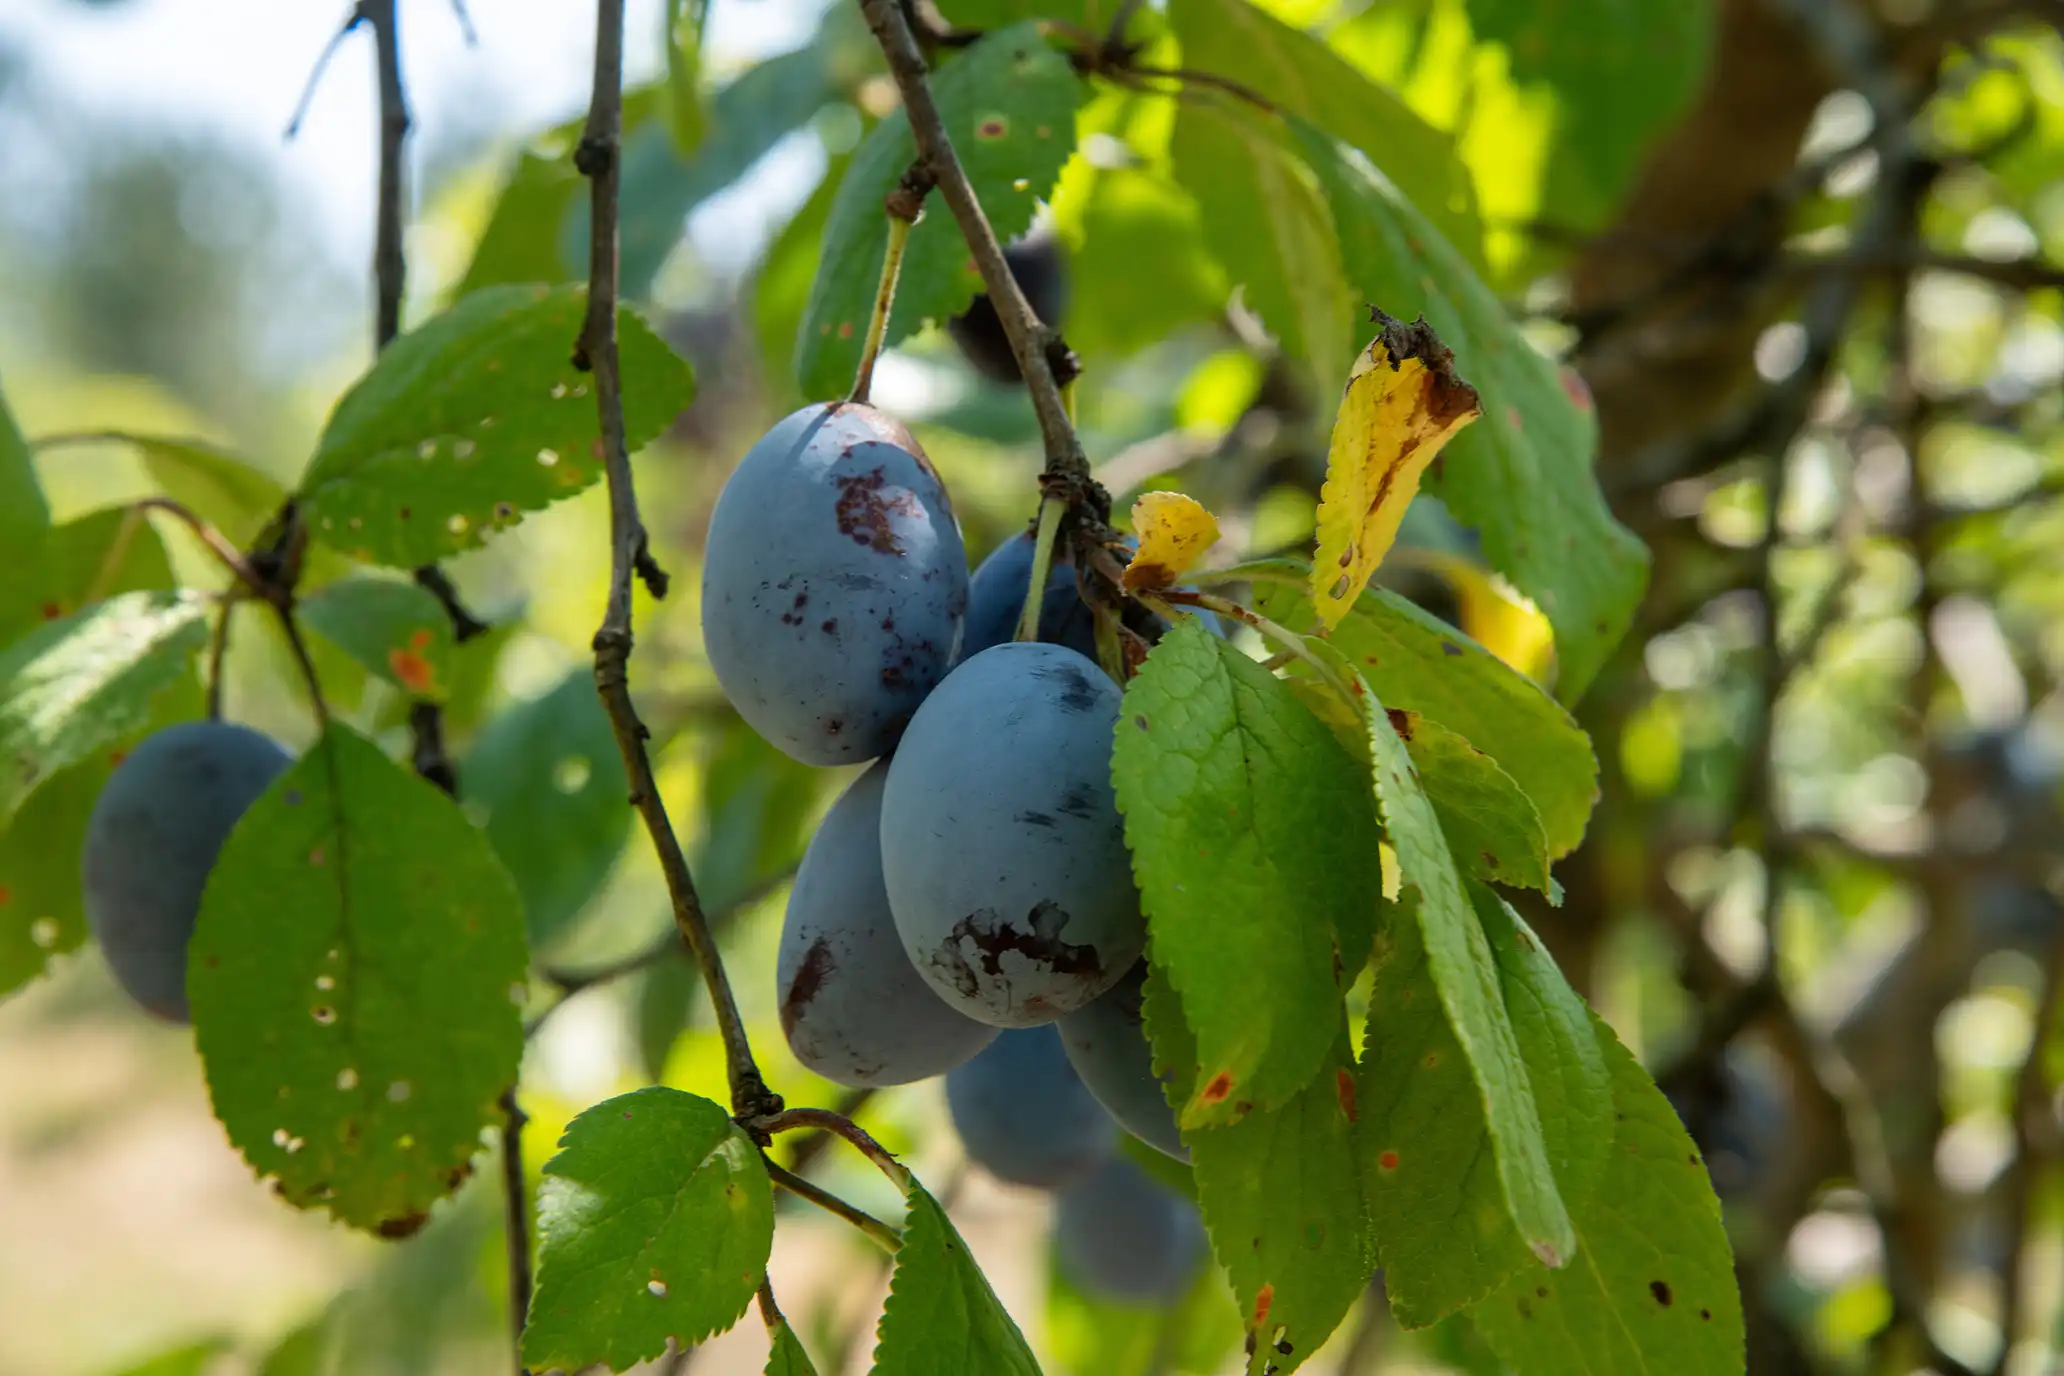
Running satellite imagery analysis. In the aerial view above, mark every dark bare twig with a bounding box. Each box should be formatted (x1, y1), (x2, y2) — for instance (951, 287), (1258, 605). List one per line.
(284, 3), (367, 141)
(783, 1086), (876, 1179)
(497, 1087), (532, 1352)
(857, 0), (1094, 506)
(766, 1161), (903, 1252)
(759, 1107), (906, 1185)
(205, 600), (234, 721)
(578, 0), (778, 1126)
(413, 566), (491, 643)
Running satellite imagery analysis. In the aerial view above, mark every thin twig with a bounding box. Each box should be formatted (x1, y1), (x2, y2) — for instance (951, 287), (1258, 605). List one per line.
(782, 1086), (876, 1178)
(857, 0), (1092, 501)
(205, 599), (235, 721)
(766, 1161), (903, 1252)
(133, 499), (281, 606)
(414, 566), (491, 643)
(365, 0), (409, 351)
(498, 1088), (532, 1352)
(759, 1108), (908, 1187)
(578, 0), (778, 1125)
(284, 2), (368, 141)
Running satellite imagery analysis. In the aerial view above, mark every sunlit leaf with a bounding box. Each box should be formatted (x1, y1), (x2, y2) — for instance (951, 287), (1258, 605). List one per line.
(299, 576), (456, 702)
(871, 1176), (1042, 1375)
(1123, 492), (1221, 590)
(1312, 314), (1482, 629)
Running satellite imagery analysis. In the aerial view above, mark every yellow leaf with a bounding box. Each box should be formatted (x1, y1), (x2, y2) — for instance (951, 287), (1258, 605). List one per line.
(1311, 311), (1482, 631)
(1123, 492), (1220, 590)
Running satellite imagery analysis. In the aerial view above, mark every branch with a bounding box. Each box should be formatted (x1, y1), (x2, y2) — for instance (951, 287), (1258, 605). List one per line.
(856, 0), (1096, 508)
(766, 1161), (903, 1252)
(578, 0), (778, 1125)
(365, 0), (408, 351)
(414, 566), (491, 643)
(497, 1087), (533, 1352)
(759, 1107), (908, 1187)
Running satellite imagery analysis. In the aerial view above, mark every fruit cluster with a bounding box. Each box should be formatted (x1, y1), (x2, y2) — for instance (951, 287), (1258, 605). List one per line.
(704, 398), (1204, 1300)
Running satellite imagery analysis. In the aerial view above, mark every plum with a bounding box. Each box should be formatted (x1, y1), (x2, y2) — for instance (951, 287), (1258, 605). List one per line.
(947, 234), (1067, 385)
(81, 720), (291, 1022)
(958, 530), (1223, 669)
(701, 402), (968, 766)
(1053, 1155), (1209, 1304)
(880, 641), (1142, 1026)
(777, 760), (998, 1086)
(1058, 963), (1186, 1161)
(946, 1024), (1115, 1188)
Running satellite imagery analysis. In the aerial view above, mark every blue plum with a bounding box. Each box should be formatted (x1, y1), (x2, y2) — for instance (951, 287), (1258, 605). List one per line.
(81, 720), (292, 1022)
(880, 641), (1144, 1026)
(1058, 963), (1186, 1161)
(959, 529), (1098, 663)
(1053, 1155), (1210, 1304)
(958, 530), (1223, 668)
(777, 760), (998, 1086)
(946, 1024), (1116, 1188)
(947, 234), (1068, 385)
(701, 402), (968, 765)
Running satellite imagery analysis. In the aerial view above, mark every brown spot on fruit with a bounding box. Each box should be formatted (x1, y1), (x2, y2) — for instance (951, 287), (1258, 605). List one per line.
(834, 467), (921, 555)
(781, 938), (835, 1037)
(1199, 1071), (1235, 1106)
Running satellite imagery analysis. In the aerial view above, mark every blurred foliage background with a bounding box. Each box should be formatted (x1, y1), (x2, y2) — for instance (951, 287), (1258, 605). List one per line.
(2, 0), (2064, 1372)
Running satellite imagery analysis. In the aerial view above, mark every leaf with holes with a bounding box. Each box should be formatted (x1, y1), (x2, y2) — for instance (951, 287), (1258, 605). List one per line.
(1170, 0), (1480, 259)
(1467, 1014), (1742, 1375)
(1288, 120), (1648, 701)
(0, 589), (208, 828)
(523, 1087), (772, 1372)
(1393, 711), (1552, 895)
(1112, 621), (1381, 1128)
(1356, 885), (1608, 1326)
(1344, 661), (1574, 1271)
(187, 724), (527, 1236)
(871, 1176), (1042, 1376)
(795, 23), (1080, 397)
(1171, 94), (1349, 375)
(299, 577), (457, 702)
(462, 668), (632, 951)
(1258, 579), (1597, 860)
(1312, 316), (1482, 629)
(298, 283), (695, 567)
(1141, 966), (1370, 1375)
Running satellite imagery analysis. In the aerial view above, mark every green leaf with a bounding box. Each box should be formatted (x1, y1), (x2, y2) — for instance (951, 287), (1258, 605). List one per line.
(665, 0), (711, 155)
(765, 1316), (821, 1376)
(871, 1177), (1042, 1376)
(1141, 966), (1371, 1374)
(525, 1087), (773, 1372)
(298, 283), (696, 568)
(131, 435), (289, 548)
(1287, 121), (1648, 701)
(1063, 162), (1228, 361)
(1263, 582), (1598, 860)
(1348, 663), (1574, 1269)
(299, 576), (457, 702)
(106, 1338), (235, 1376)
(0, 505), (176, 651)
(1170, 0), (1480, 258)
(0, 512), (189, 999)
(1395, 710), (1552, 894)
(188, 724), (528, 1236)
(693, 717), (821, 912)
(0, 381), (50, 549)
(796, 24), (1081, 397)
(1356, 884), (1608, 1326)
(755, 157), (844, 399)
(1463, 0), (1714, 230)
(1112, 621), (1381, 1127)
(1171, 95), (1349, 374)
(1468, 1016), (1743, 1376)
(0, 589), (208, 827)
(463, 668), (632, 950)
(455, 140), (585, 298)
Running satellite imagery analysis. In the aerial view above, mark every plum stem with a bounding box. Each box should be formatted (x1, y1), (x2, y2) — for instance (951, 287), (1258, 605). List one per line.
(766, 1161), (904, 1252)
(857, 0), (1101, 513)
(577, 0), (782, 1135)
(205, 600), (234, 720)
(849, 213), (915, 406)
(1154, 588), (1356, 699)
(760, 1107), (912, 1190)
(1014, 493), (1067, 643)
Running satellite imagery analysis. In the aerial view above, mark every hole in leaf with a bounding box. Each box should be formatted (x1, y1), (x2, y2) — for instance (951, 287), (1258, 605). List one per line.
(537, 448), (560, 467)
(312, 1006), (337, 1025)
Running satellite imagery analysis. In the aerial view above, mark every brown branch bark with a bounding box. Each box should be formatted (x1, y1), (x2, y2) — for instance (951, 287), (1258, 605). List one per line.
(577, 0), (779, 1126)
